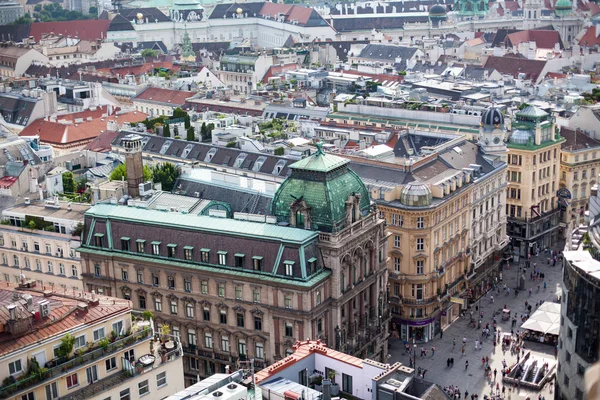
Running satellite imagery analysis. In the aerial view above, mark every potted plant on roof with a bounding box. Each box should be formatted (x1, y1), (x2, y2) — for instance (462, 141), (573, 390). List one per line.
(56, 333), (75, 366)
(328, 369), (339, 396)
(313, 374), (323, 392)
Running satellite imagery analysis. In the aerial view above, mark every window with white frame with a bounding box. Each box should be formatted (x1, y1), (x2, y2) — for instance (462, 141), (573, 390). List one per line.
(416, 260), (424, 275)
(71, 265), (77, 277)
(417, 217), (424, 229)
(138, 380), (149, 396)
(186, 303), (194, 318)
(394, 257), (401, 272)
(204, 333), (213, 348)
(74, 335), (86, 349)
(105, 357), (117, 371)
(255, 342), (264, 359)
(9, 359), (22, 375)
(221, 335), (229, 352)
(188, 330), (197, 346)
(45, 382), (59, 400)
(394, 235), (400, 248)
(119, 389), (130, 400)
(416, 238), (424, 251)
(93, 327), (105, 341)
(155, 297), (162, 312)
(66, 373), (78, 389)
(238, 339), (246, 356)
(156, 372), (167, 388)
(170, 301), (178, 315)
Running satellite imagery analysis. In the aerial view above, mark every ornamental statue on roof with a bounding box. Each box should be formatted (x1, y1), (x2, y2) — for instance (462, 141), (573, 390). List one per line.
(180, 29), (196, 62)
(454, 0), (488, 17)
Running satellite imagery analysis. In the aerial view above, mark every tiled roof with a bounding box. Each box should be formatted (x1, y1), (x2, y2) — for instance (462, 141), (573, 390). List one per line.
(560, 127), (600, 151)
(133, 87), (194, 106)
(108, 14), (134, 31)
(254, 340), (364, 384)
(578, 26), (600, 47)
(357, 44), (419, 61)
(483, 55), (547, 81)
(83, 130), (121, 152)
(19, 106), (147, 146)
(119, 7), (172, 22)
(0, 24), (31, 42)
(208, 2), (329, 27)
(0, 284), (131, 358)
(29, 20), (110, 41)
(506, 30), (561, 49)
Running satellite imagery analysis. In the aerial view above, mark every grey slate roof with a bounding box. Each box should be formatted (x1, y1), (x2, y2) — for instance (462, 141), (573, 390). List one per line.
(357, 44), (419, 62)
(392, 133), (453, 158)
(174, 177), (274, 215)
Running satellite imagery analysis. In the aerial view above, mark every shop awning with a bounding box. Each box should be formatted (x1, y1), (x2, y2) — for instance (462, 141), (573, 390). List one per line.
(520, 302), (561, 335)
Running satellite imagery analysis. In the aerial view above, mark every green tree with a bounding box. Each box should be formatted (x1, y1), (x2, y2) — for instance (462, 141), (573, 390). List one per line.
(62, 171), (75, 194)
(152, 163), (180, 192)
(186, 126), (195, 141)
(173, 125), (179, 137)
(109, 163), (152, 182)
(207, 123), (215, 141)
(163, 124), (171, 138)
(200, 122), (208, 142)
(140, 49), (157, 58)
(184, 115), (191, 129)
(34, 4), (41, 11)
(88, 6), (97, 15)
(226, 140), (237, 148)
(172, 108), (187, 119)
(12, 13), (33, 24)
(274, 147), (285, 156)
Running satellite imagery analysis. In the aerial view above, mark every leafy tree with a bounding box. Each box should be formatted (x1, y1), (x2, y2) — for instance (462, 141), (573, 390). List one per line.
(109, 163), (152, 182)
(274, 147), (285, 156)
(173, 125), (179, 136)
(172, 108), (187, 119)
(62, 171), (75, 194)
(89, 6), (97, 15)
(157, 71), (169, 79)
(184, 115), (191, 129)
(140, 49), (157, 58)
(12, 14), (32, 24)
(152, 163), (180, 192)
(163, 124), (171, 138)
(207, 123), (215, 141)
(226, 140), (237, 148)
(186, 126), (195, 141)
(34, 4), (41, 11)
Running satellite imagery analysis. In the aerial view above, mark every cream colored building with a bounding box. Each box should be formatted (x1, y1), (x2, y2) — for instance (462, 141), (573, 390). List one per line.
(0, 282), (184, 400)
(559, 127), (600, 231)
(0, 200), (89, 291)
(505, 106), (564, 257)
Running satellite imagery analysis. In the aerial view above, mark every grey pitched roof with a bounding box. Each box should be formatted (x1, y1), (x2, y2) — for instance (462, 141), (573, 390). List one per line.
(392, 133), (453, 158)
(464, 65), (496, 80)
(0, 139), (41, 166)
(174, 177), (273, 215)
(357, 44), (419, 62)
(437, 140), (495, 174)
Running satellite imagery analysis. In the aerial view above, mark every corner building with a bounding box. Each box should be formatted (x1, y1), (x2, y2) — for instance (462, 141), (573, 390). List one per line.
(79, 145), (389, 385)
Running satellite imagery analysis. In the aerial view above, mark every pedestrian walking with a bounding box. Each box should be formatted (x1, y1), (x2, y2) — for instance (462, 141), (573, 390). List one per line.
(494, 369), (497, 380)
(475, 340), (479, 350)
(465, 360), (469, 370)
(431, 346), (435, 356)
(447, 358), (450, 367)
(462, 346), (465, 357)
(440, 330), (443, 339)
(453, 338), (456, 348)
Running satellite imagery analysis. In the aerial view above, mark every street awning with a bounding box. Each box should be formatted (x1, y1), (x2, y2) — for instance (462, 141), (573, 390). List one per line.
(520, 302), (561, 335)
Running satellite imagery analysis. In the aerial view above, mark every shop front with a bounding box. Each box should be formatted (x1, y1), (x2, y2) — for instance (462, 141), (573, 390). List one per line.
(396, 315), (438, 343)
(440, 301), (462, 330)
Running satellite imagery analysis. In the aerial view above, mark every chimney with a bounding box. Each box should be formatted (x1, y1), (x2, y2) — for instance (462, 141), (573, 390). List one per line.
(6, 304), (17, 320)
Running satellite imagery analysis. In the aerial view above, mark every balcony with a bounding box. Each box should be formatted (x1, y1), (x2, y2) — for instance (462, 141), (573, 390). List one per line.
(61, 345), (182, 400)
(0, 327), (152, 399)
(402, 296), (437, 306)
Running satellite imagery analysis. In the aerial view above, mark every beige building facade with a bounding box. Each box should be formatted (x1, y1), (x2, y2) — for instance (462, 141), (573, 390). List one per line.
(506, 106), (564, 258)
(0, 201), (89, 291)
(0, 283), (184, 400)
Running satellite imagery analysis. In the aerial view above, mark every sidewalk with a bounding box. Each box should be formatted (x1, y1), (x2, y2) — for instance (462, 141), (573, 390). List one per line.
(388, 246), (564, 398)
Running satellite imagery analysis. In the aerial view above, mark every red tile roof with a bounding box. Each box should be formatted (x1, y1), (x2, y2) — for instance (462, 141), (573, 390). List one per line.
(133, 87), (194, 106)
(260, 3), (313, 25)
(483, 55), (547, 81)
(29, 20), (110, 42)
(262, 63), (299, 83)
(0, 283), (131, 358)
(254, 340), (364, 384)
(504, 1), (521, 11)
(19, 106), (147, 146)
(0, 176), (17, 188)
(83, 130), (121, 152)
(506, 30), (560, 49)
(578, 26), (600, 47)
(589, 2), (600, 15)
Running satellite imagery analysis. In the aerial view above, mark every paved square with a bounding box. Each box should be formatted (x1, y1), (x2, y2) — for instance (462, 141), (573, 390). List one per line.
(389, 248), (564, 399)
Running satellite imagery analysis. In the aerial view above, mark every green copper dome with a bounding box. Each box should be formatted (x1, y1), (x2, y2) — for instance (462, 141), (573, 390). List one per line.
(554, 0), (572, 15)
(271, 144), (371, 233)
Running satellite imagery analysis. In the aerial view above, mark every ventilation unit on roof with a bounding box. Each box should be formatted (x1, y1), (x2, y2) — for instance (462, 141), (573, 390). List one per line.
(211, 392), (223, 397)
(38, 300), (50, 318)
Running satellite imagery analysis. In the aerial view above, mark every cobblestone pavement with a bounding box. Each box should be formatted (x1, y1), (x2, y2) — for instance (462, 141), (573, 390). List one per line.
(388, 245), (565, 399)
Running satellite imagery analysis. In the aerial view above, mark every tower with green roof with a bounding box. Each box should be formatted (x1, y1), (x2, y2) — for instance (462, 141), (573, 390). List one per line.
(271, 143), (371, 233)
(554, 0), (572, 17)
(180, 29), (196, 62)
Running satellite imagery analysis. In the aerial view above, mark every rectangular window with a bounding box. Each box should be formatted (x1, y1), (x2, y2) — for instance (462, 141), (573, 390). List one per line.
(168, 276), (175, 289)
(218, 251), (227, 265)
(221, 336), (229, 352)
(74, 335), (86, 349)
(184, 247), (193, 261)
(136, 240), (145, 254)
(186, 303), (194, 318)
(235, 254), (245, 268)
(394, 235), (400, 248)
(157, 372), (167, 388)
(201, 250), (210, 263)
(137, 270), (143, 283)
(252, 256), (263, 271)
(203, 307), (210, 321)
(105, 357), (117, 371)
(155, 298), (162, 312)
(66, 373), (78, 389)
(238, 339), (246, 356)
(94, 234), (104, 247)
(121, 238), (130, 252)
(416, 238), (424, 251)
(205, 333), (213, 348)
(184, 278), (191, 292)
(93, 327), (105, 341)
(152, 242), (161, 256)
(316, 290), (322, 305)
(393, 257), (400, 272)
(86, 365), (98, 384)
(220, 310), (227, 324)
(237, 313), (245, 328)
(253, 289), (260, 303)
(416, 260), (424, 275)
(255, 342), (264, 359)
(72, 265), (78, 277)
(201, 281), (208, 294)
(235, 286), (242, 300)
(218, 283), (225, 297)
(112, 321), (123, 336)
(139, 295), (146, 309)
(285, 322), (293, 337)
(417, 217), (424, 229)
(170, 301), (178, 315)
(188, 330), (197, 346)
(152, 274), (159, 287)
(342, 373), (353, 394)
(284, 261), (294, 276)
(189, 358), (199, 371)
(119, 389), (130, 400)
(284, 296), (292, 309)
(138, 380), (149, 396)
(9, 359), (22, 375)
(167, 244), (176, 258)
(121, 268), (128, 281)
(254, 316), (262, 331)
(45, 382), (59, 400)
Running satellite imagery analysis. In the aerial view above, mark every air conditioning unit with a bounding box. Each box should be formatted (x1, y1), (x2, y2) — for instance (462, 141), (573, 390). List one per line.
(39, 300), (50, 317)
